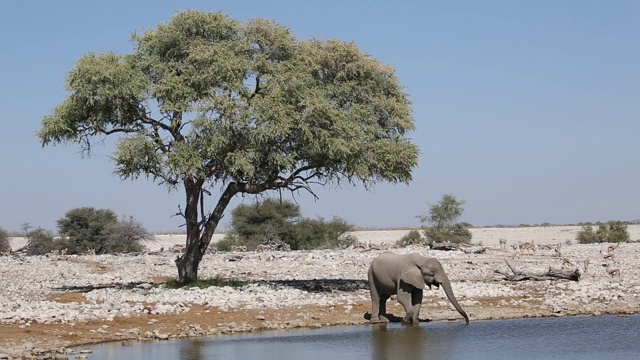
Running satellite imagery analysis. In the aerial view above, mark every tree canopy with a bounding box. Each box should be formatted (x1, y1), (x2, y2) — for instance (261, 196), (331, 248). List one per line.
(38, 10), (419, 282)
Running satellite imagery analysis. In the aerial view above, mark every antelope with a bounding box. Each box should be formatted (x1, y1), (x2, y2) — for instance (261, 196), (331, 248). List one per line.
(172, 244), (185, 253)
(511, 252), (521, 260)
(607, 243), (620, 253)
(229, 245), (247, 252)
(520, 242), (536, 252)
(583, 259), (590, 272)
(353, 242), (368, 249)
(608, 268), (621, 277)
(256, 244), (274, 252)
(602, 252), (616, 263)
(561, 257), (573, 266)
(499, 238), (507, 250)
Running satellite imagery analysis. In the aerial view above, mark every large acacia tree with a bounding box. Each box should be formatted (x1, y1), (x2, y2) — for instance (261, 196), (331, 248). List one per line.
(38, 11), (419, 283)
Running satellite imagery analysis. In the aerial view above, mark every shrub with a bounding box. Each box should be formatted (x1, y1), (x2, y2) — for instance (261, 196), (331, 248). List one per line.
(395, 230), (426, 247)
(290, 217), (355, 250)
(57, 207), (151, 254)
(226, 199), (355, 250)
(229, 199), (298, 249)
(0, 227), (11, 253)
(417, 194), (472, 244)
(424, 223), (472, 244)
(57, 207), (118, 253)
(25, 228), (69, 256)
(103, 216), (153, 253)
(576, 221), (630, 244)
(213, 234), (247, 251)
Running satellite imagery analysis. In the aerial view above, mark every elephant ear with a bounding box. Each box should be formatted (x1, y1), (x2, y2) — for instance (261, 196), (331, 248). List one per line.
(400, 265), (424, 289)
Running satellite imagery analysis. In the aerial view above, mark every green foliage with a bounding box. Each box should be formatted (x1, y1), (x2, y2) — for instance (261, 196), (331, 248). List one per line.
(395, 230), (427, 247)
(103, 216), (154, 253)
(164, 276), (247, 289)
(38, 10), (419, 282)
(25, 228), (69, 256)
(418, 194), (465, 228)
(418, 195), (472, 244)
(576, 221), (630, 244)
(57, 207), (151, 254)
(290, 217), (356, 250)
(0, 227), (11, 253)
(213, 234), (247, 251)
(424, 223), (472, 244)
(57, 207), (118, 253)
(229, 199), (299, 248)
(227, 199), (355, 250)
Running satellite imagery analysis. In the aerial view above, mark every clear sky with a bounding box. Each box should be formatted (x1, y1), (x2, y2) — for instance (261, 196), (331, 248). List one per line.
(1, 1), (638, 232)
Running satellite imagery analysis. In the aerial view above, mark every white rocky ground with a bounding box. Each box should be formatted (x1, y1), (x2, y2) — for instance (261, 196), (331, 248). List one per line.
(1, 226), (639, 358)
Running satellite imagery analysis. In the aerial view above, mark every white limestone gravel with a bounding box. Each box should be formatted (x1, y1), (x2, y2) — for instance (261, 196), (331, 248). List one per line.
(2, 225), (640, 327)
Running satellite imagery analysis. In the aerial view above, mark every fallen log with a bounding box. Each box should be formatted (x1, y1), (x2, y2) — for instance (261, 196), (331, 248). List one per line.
(430, 242), (460, 251)
(495, 260), (580, 282)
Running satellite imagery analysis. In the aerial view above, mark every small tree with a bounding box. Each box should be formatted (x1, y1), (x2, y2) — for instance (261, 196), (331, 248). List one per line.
(103, 216), (154, 253)
(38, 11), (419, 283)
(229, 199), (300, 248)
(225, 199), (355, 250)
(290, 216), (355, 250)
(418, 194), (471, 244)
(57, 207), (118, 253)
(25, 228), (63, 256)
(576, 221), (630, 244)
(57, 207), (151, 253)
(0, 227), (11, 253)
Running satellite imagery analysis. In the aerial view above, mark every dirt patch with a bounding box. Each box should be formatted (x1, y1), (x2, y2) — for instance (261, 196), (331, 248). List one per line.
(56, 258), (112, 274)
(46, 292), (88, 304)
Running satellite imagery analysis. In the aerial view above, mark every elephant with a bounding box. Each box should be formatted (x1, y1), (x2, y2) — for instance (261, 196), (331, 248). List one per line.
(368, 252), (469, 324)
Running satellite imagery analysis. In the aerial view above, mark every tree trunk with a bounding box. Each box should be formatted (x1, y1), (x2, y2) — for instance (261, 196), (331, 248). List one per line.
(175, 181), (238, 284)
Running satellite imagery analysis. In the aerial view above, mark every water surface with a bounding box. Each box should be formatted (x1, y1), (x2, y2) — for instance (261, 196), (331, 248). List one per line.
(89, 315), (640, 359)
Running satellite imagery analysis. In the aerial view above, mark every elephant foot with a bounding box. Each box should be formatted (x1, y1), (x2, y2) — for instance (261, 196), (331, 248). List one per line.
(370, 315), (390, 324)
(401, 315), (416, 324)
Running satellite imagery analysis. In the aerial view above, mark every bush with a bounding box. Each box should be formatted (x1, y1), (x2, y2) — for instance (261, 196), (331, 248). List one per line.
(57, 207), (151, 254)
(0, 227), (11, 253)
(576, 221), (630, 244)
(213, 233), (247, 251)
(290, 217), (355, 250)
(417, 194), (472, 244)
(57, 207), (118, 253)
(228, 199), (298, 249)
(103, 216), (153, 253)
(25, 228), (69, 256)
(226, 199), (355, 250)
(395, 230), (426, 247)
(424, 223), (472, 244)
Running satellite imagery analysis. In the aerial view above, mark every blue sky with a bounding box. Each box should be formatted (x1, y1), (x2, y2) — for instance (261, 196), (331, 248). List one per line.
(1, 1), (638, 232)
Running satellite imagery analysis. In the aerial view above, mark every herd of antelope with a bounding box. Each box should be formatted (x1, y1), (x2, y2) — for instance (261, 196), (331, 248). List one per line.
(502, 238), (625, 278)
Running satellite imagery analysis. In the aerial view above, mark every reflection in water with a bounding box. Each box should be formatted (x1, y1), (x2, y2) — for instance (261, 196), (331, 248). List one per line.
(89, 315), (640, 360)
(372, 322), (467, 360)
(180, 338), (204, 360)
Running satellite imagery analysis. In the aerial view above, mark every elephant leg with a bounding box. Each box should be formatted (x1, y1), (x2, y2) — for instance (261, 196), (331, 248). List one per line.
(410, 290), (423, 323)
(370, 291), (390, 323)
(397, 290), (415, 323)
(378, 294), (390, 322)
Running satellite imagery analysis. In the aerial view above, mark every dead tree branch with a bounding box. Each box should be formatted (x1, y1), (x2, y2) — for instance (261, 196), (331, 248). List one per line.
(495, 260), (581, 282)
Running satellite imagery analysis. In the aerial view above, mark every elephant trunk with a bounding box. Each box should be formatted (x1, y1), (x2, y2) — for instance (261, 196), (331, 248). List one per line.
(439, 275), (469, 324)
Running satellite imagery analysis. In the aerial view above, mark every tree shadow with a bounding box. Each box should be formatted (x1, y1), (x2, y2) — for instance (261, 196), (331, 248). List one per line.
(52, 281), (154, 292)
(256, 279), (369, 293)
